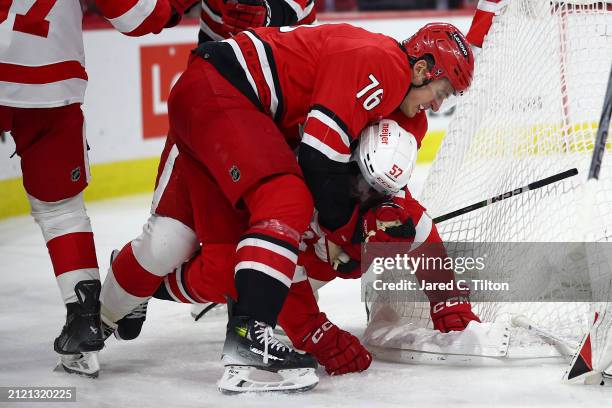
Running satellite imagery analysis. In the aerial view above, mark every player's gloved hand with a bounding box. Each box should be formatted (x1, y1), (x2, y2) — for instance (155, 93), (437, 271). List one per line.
(466, 0), (509, 48)
(223, 0), (269, 34)
(361, 188), (427, 243)
(319, 240), (361, 275)
(362, 201), (416, 243)
(300, 313), (372, 375)
(166, 0), (200, 27)
(315, 205), (362, 274)
(301, 242), (363, 280)
(430, 300), (481, 333)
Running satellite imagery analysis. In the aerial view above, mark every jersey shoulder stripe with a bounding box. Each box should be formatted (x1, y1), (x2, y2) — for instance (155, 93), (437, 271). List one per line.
(246, 30), (284, 121)
(309, 104), (354, 141)
(193, 42), (263, 112)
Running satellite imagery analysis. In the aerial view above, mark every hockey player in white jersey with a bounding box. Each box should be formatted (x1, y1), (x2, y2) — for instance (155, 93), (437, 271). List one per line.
(0, 0), (197, 378)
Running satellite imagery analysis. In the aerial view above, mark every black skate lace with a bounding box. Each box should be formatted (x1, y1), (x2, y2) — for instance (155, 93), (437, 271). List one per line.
(127, 302), (148, 319)
(254, 322), (289, 364)
(102, 322), (115, 340)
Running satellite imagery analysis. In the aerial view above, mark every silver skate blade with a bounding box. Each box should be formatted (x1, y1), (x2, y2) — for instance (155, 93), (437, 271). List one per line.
(218, 366), (318, 394)
(55, 352), (100, 378)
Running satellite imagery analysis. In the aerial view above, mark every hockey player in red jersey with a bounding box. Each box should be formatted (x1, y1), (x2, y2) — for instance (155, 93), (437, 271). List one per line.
(99, 22), (475, 392)
(195, 0), (317, 319)
(110, 117), (418, 379)
(108, 117), (418, 378)
(122, 116), (478, 376)
(98, 0), (318, 327)
(0, 0), (198, 378)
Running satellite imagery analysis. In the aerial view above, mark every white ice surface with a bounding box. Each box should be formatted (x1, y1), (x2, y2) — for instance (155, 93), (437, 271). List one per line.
(1, 166), (610, 407)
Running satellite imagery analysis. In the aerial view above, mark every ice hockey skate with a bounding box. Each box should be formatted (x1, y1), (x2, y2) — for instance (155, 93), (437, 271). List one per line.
(114, 301), (149, 340)
(54, 280), (104, 378)
(102, 250), (149, 341)
(218, 315), (319, 394)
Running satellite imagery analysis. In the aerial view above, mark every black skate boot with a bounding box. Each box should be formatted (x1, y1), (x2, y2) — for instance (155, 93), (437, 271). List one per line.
(218, 315), (319, 394)
(103, 250), (149, 341)
(54, 280), (104, 378)
(115, 300), (148, 340)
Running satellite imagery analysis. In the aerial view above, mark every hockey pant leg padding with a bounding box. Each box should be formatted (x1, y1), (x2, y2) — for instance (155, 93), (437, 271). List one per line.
(29, 193), (98, 304)
(100, 215), (198, 322)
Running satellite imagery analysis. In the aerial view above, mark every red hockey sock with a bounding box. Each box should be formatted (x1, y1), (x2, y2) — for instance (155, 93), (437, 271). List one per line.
(112, 243), (164, 298)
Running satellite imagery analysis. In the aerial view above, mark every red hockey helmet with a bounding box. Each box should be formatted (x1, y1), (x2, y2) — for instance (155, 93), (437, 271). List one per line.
(402, 23), (474, 94)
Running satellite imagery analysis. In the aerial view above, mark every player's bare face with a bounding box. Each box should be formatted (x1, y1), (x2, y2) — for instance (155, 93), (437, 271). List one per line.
(400, 79), (455, 118)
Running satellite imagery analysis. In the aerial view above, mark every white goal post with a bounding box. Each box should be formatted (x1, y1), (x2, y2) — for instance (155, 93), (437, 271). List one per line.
(364, 0), (612, 364)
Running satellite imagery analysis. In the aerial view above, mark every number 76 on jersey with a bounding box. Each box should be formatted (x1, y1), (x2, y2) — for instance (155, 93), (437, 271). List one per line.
(357, 74), (384, 111)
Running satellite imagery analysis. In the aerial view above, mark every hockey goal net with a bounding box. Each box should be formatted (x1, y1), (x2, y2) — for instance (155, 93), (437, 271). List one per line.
(365, 0), (612, 362)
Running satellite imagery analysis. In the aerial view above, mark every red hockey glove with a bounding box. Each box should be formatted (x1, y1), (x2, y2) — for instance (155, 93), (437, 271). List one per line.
(362, 201), (416, 243)
(166, 0), (200, 27)
(300, 313), (372, 375)
(430, 300), (481, 333)
(222, 0), (269, 34)
(361, 188), (428, 243)
(169, 0), (199, 14)
(466, 0), (508, 47)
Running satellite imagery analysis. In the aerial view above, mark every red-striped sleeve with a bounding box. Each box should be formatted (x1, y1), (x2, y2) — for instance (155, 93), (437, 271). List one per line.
(466, 0), (504, 47)
(302, 41), (411, 162)
(301, 106), (353, 163)
(96, 0), (174, 36)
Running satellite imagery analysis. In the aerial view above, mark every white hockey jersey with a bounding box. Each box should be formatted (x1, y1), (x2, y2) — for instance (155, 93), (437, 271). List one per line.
(0, 0), (87, 108)
(0, 0), (178, 108)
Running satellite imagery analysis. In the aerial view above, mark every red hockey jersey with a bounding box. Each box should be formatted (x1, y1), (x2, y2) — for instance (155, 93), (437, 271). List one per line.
(197, 24), (415, 154)
(195, 23), (426, 231)
(0, 0), (182, 108)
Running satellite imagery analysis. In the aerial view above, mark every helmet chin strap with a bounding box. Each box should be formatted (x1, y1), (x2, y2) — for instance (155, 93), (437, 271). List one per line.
(410, 70), (434, 90)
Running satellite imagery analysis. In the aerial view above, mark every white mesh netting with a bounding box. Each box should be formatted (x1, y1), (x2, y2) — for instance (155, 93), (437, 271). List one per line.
(365, 0), (612, 360)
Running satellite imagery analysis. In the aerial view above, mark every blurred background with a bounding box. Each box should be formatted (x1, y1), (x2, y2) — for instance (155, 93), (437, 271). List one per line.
(81, 0), (477, 16)
(2, 1), (476, 219)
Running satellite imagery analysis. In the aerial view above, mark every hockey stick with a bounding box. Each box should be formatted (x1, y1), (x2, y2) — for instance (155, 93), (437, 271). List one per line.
(511, 315), (577, 357)
(432, 168), (579, 224)
(193, 302), (219, 321)
(565, 65), (612, 383)
(588, 65), (612, 180)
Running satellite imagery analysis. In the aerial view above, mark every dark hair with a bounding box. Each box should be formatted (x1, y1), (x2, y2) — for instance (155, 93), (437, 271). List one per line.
(408, 53), (435, 70)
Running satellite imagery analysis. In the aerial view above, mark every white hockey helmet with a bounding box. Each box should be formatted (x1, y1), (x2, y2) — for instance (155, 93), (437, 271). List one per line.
(355, 119), (418, 196)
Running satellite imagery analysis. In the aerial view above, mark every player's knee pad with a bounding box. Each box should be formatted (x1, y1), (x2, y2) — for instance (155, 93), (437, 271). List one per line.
(245, 174), (314, 236)
(28, 192), (91, 243)
(131, 215), (199, 277)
